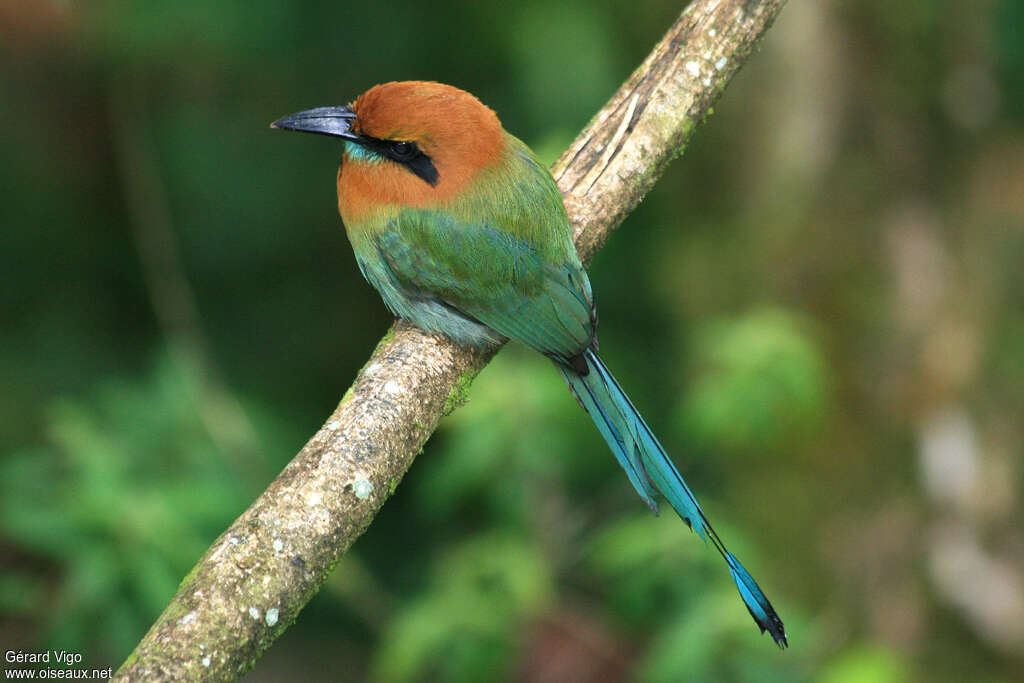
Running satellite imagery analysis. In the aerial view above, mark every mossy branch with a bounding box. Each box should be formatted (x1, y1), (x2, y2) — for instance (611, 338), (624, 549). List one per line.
(114, 1), (787, 679)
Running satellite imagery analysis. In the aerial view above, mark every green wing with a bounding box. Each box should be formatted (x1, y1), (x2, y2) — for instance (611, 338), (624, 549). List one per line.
(372, 208), (595, 361)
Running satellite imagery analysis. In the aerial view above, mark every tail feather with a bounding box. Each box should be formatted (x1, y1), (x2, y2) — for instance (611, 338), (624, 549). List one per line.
(559, 362), (659, 515)
(560, 349), (788, 648)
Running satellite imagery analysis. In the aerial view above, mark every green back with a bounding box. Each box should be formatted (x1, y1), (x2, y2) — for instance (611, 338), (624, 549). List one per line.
(347, 133), (596, 360)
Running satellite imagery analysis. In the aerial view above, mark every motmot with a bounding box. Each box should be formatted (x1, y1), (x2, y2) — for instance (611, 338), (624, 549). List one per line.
(272, 81), (787, 647)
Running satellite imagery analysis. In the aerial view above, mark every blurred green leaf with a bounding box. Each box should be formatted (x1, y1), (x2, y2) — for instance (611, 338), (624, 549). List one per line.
(0, 355), (257, 661)
(586, 513), (705, 625)
(678, 309), (829, 456)
(821, 644), (909, 683)
(371, 532), (553, 682)
(638, 590), (798, 683)
(0, 573), (45, 614)
(415, 349), (585, 520)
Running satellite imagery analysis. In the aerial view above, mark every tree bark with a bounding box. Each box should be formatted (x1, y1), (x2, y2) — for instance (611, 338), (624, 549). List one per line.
(113, 1), (788, 679)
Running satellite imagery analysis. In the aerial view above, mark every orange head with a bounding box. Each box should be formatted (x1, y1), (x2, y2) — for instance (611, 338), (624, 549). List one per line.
(271, 81), (505, 220)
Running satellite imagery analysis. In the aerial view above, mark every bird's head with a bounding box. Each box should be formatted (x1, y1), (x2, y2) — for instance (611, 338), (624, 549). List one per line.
(272, 81), (505, 219)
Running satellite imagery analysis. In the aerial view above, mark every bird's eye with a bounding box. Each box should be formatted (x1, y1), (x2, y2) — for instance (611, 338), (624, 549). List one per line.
(390, 141), (416, 160)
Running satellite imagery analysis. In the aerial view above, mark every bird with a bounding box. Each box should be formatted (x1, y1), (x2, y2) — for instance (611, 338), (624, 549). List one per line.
(271, 81), (787, 647)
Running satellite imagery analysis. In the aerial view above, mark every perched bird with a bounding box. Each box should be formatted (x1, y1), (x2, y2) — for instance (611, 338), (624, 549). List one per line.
(272, 81), (787, 647)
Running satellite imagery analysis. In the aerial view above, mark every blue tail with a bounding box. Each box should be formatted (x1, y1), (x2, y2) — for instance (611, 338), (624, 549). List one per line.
(558, 348), (787, 647)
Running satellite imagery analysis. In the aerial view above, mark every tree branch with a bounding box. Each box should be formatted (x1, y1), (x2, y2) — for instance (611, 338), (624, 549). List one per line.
(114, 1), (787, 679)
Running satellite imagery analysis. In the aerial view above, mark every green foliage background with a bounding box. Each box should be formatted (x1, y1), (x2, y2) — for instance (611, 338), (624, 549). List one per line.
(2, 1), (1023, 680)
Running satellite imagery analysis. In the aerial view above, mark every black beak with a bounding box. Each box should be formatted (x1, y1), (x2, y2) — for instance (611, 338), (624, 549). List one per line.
(270, 105), (360, 140)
